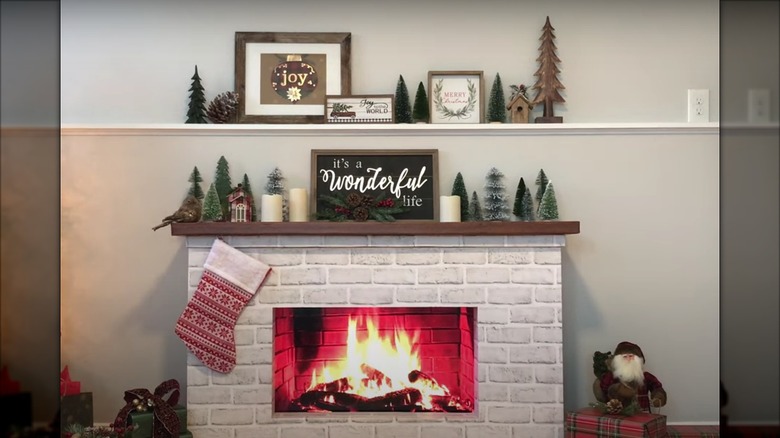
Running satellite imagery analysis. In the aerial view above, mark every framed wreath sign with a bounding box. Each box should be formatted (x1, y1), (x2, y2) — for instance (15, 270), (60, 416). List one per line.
(235, 32), (351, 124)
(428, 70), (484, 124)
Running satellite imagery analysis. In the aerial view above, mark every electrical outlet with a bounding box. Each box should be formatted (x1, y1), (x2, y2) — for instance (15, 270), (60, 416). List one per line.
(748, 89), (770, 123)
(687, 89), (709, 122)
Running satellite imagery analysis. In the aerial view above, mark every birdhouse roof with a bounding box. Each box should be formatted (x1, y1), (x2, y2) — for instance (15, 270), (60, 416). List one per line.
(507, 92), (535, 110)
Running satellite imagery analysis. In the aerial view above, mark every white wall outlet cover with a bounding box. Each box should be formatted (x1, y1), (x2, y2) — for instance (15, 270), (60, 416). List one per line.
(748, 89), (771, 123)
(687, 89), (710, 123)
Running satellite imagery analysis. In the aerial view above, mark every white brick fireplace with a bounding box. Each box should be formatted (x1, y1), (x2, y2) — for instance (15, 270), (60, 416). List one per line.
(179, 224), (575, 438)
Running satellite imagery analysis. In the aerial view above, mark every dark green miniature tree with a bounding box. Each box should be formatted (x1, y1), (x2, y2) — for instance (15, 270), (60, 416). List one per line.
(241, 173), (257, 221)
(186, 66), (208, 124)
(188, 166), (204, 200)
(214, 156), (232, 219)
(512, 177), (527, 218)
(451, 172), (470, 222)
(412, 81), (430, 123)
(520, 187), (534, 221)
(201, 183), (223, 222)
(535, 168), (549, 213)
(265, 167), (288, 221)
(469, 191), (484, 221)
(538, 180), (559, 220)
(394, 75), (413, 123)
(483, 167), (510, 221)
(487, 73), (507, 123)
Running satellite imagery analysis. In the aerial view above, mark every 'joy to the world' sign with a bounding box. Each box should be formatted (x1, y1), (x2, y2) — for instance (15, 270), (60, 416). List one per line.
(310, 149), (439, 220)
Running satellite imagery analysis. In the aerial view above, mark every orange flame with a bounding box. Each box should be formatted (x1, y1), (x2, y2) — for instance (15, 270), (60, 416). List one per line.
(307, 312), (451, 409)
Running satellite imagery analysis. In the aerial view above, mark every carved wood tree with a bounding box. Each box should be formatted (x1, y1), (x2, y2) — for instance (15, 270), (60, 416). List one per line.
(532, 16), (565, 123)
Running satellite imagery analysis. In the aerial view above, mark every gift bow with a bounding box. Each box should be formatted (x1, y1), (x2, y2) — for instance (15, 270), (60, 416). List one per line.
(112, 379), (181, 438)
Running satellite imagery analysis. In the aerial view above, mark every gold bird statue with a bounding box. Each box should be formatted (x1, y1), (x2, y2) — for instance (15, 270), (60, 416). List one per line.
(152, 195), (202, 231)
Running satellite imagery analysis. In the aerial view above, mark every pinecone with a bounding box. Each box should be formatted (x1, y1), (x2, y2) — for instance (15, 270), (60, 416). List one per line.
(360, 195), (375, 207)
(206, 91), (239, 124)
(606, 399), (624, 414)
(346, 192), (363, 208)
(353, 207), (370, 222)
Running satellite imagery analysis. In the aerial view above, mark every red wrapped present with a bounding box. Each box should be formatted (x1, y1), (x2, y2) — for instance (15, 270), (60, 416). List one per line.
(61, 366), (82, 396)
(566, 407), (667, 437)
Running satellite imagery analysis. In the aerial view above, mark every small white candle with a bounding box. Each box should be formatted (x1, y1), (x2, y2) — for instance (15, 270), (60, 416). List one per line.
(261, 194), (283, 222)
(440, 195), (461, 222)
(289, 188), (309, 222)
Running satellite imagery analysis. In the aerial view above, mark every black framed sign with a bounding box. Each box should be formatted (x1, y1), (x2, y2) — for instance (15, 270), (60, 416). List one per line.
(310, 149), (439, 221)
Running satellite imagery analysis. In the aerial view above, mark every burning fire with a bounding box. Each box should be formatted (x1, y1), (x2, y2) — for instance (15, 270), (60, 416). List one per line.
(301, 312), (468, 412)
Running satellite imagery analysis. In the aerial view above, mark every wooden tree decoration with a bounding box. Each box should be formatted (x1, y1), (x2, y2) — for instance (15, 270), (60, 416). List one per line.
(241, 173), (257, 221)
(532, 17), (565, 123)
(214, 156), (232, 219)
(186, 65), (208, 124)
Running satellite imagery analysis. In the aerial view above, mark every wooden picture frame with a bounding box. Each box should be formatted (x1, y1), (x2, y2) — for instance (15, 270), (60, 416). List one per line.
(310, 149), (439, 221)
(325, 95), (394, 124)
(235, 32), (351, 124)
(428, 71), (484, 124)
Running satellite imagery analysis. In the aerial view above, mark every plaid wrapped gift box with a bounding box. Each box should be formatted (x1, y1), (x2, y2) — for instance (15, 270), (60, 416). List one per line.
(565, 407), (667, 437)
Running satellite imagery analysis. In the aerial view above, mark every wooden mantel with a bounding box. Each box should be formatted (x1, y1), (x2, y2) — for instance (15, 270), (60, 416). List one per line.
(170, 221), (580, 236)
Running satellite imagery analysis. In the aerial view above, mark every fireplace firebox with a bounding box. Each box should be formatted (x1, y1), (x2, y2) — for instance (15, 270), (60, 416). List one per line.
(273, 306), (476, 414)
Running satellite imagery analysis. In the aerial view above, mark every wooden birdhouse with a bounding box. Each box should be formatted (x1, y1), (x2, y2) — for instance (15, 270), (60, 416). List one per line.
(507, 93), (535, 124)
(227, 184), (252, 222)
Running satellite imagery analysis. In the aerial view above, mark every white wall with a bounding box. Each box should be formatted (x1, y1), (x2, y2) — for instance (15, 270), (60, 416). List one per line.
(56, 0), (729, 425)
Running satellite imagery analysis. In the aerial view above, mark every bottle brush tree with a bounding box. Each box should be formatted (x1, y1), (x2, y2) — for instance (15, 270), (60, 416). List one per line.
(412, 81), (430, 123)
(538, 180), (559, 220)
(535, 168), (549, 213)
(265, 166), (288, 221)
(186, 65), (208, 124)
(394, 75), (413, 123)
(451, 172), (470, 222)
(201, 183), (223, 222)
(487, 73), (507, 123)
(483, 167), (510, 221)
(512, 177), (526, 218)
(519, 187), (534, 221)
(187, 166), (204, 200)
(469, 190), (484, 221)
(241, 173), (257, 221)
(214, 156), (232, 219)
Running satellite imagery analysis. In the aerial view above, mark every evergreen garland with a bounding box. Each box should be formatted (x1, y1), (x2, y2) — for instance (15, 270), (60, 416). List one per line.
(469, 190), (483, 221)
(483, 167), (510, 221)
(538, 180), (559, 220)
(394, 75), (413, 123)
(202, 183), (223, 221)
(512, 177), (526, 218)
(186, 65), (208, 124)
(451, 172), (470, 222)
(487, 73), (507, 123)
(214, 156), (232, 219)
(316, 192), (405, 222)
(412, 81), (430, 123)
(187, 166), (204, 200)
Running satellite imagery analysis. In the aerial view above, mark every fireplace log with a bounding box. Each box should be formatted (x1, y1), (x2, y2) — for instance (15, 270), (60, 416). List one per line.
(310, 376), (352, 393)
(360, 363), (392, 388)
(298, 390), (368, 409)
(408, 370), (442, 389)
(357, 388), (422, 411)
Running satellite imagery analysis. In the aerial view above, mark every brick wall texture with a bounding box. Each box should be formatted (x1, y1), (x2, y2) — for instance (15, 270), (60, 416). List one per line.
(185, 235), (565, 438)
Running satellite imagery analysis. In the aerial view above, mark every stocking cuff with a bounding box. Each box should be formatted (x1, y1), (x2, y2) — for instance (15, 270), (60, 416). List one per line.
(204, 239), (271, 293)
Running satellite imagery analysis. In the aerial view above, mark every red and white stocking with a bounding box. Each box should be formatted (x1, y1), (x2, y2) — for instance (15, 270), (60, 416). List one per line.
(175, 239), (270, 373)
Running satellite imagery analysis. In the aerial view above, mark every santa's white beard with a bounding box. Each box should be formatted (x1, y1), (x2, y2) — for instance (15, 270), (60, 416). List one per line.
(612, 354), (645, 386)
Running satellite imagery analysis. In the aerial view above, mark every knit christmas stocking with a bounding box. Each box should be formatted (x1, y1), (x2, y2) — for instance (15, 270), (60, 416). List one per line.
(175, 239), (271, 373)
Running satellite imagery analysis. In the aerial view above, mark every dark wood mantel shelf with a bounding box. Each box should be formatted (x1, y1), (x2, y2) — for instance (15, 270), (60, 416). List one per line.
(170, 221), (580, 236)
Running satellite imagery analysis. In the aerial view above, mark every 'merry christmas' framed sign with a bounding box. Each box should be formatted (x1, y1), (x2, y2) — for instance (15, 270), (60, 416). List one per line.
(311, 149), (439, 221)
(235, 32), (351, 124)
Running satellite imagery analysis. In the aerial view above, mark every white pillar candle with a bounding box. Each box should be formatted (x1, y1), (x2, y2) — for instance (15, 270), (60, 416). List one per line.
(289, 188), (309, 222)
(261, 194), (283, 222)
(439, 195), (461, 222)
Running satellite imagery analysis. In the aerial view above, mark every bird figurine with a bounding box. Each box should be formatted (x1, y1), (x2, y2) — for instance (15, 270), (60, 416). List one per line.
(152, 195), (202, 231)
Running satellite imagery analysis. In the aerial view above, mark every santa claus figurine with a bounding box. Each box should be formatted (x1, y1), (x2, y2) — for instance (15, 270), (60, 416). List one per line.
(593, 341), (667, 412)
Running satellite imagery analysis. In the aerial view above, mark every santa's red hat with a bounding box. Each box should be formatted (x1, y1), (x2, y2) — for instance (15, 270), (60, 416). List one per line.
(614, 341), (644, 362)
